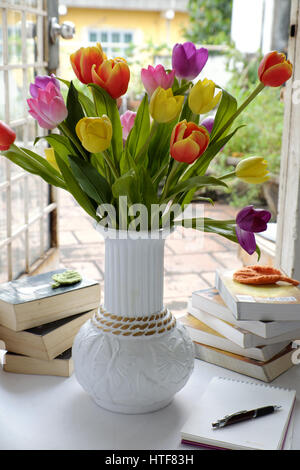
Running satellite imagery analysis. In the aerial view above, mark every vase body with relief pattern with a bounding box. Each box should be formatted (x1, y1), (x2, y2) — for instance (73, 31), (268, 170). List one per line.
(72, 228), (194, 414)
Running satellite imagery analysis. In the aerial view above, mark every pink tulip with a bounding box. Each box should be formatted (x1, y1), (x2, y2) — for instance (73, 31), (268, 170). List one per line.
(120, 110), (136, 141)
(27, 80), (68, 130)
(141, 64), (175, 96)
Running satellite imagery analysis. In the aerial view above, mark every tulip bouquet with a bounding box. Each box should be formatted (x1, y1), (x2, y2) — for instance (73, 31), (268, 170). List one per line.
(0, 44), (293, 256)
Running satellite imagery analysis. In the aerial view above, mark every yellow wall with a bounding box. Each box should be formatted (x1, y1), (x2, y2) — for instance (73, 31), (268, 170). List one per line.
(59, 7), (189, 84)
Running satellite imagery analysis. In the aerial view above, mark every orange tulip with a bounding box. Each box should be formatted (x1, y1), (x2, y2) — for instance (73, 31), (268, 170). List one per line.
(258, 51), (293, 87)
(70, 43), (106, 85)
(170, 120), (210, 164)
(91, 58), (130, 100)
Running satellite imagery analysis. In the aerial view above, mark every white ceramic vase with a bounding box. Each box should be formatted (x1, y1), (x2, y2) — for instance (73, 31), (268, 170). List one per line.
(72, 228), (195, 414)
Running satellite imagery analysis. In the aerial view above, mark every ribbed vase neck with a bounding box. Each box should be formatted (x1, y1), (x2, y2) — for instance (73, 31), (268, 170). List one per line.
(104, 235), (166, 317)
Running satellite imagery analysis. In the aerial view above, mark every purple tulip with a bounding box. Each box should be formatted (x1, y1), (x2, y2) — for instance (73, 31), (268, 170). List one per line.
(200, 117), (215, 134)
(27, 78), (68, 130)
(120, 110), (136, 141)
(172, 42), (208, 81)
(141, 64), (175, 96)
(235, 205), (271, 255)
(29, 74), (60, 99)
(201, 117), (225, 152)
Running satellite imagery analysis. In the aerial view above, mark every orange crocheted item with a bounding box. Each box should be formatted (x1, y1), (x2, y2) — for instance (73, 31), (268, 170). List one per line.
(233, 265), (300, 286)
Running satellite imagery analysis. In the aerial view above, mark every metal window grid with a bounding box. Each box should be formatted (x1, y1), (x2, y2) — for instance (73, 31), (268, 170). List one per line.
(0, 0), (57, 281)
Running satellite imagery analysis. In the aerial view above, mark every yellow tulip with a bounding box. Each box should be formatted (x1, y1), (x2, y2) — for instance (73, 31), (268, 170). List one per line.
(45, 147), (60, 172)
(149, 87), (184, 123)
(76, 115), (112, 153)
(236, 156), (270, 184)
(188, 78), (222, 115)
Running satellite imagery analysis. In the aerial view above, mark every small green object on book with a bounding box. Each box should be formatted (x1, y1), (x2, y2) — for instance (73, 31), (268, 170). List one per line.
(51, 270), (82, 289)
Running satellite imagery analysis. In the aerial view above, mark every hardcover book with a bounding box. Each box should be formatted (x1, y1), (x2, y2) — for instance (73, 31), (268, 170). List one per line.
(188, 300), (300, 348)
(0, 309), (95, 360)
(0, 270), (101, 331)
(215, 269), (300, 321)
(192, 287), (300, 338)
(3, 348), (74, 377)
(178, 314), (289, 362)
(193, 343), (294, 383)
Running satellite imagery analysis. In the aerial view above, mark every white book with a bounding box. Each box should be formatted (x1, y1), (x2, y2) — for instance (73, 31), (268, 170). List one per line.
(215, 269), (300, 321)
(188, 300), (300, 348)
(181, 376), (296, 450)
(178, 314), (290, 361)
(192, 287), (300, 338)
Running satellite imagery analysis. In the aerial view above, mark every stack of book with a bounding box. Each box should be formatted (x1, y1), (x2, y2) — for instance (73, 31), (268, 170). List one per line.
(179, 269), (300, 382)
(0, 270), (101, 377)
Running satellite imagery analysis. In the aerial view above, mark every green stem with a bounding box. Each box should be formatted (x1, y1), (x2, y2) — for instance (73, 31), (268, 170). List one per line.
(135, 120), (159, 162)
(58, 123), (88, 161)
(213, 82), (265, 142)
(102, 150), (119, 180)
(220, 170), (236, 181)
(160, 160), (180, 202)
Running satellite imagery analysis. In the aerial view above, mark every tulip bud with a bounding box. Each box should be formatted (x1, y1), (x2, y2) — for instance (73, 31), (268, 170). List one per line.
(75, 116), (112, 153)
(236, 157), (270, 184)
(258, 51), (293, 87)
(45, 147), (60, 172)
(149, 87), (184, 124)
(0, 121), (16, 151)
(188, 79), (222, 115)
(70, 43), (106, 85)
(170, 120), (210, 164)
(120, 110), (136, 141)
(92, 58), (130, 100)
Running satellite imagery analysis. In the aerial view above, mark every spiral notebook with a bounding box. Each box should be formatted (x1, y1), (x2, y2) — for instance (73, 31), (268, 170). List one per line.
(181, 377), (296, 450)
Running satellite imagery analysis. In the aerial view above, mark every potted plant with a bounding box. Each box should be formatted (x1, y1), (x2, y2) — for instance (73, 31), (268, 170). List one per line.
(0, 45), (292, 413)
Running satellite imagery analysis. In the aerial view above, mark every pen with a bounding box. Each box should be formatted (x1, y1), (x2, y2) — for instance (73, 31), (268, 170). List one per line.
(212, 405), (282, 429)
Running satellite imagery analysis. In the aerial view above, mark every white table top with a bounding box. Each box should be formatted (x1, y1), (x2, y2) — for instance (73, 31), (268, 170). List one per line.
(0, 358), (299, 450)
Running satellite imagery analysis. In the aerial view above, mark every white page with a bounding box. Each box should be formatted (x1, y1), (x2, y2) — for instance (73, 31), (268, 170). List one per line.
(181, 377), (296, 450)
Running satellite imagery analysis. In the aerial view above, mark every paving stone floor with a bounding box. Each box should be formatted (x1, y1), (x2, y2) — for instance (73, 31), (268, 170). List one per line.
(58, 190), (242, 316)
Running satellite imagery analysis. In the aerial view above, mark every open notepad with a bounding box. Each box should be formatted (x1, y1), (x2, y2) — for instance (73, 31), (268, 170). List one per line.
(181, 377), (296, 450)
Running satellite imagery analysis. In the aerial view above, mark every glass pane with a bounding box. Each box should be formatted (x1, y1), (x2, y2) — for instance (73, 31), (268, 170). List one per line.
(29, 219), (40, 266)
(11, 178), (25, 232)
(111, 32), (120, 43)
(26, 13), (37, 64)
(0, 10), (3, 65)
(124, 33), (133, 43)
(0, 249), (7, 283)
(7, 10), (22, 65)
(0, 71), (4, 121)
(0, 189), (6, 242)
(28, 174), (42, 220)
(9, 69), (23, 121)
(44, 214), (51, 252)
(12, 231), (26, 279)
(89, 31), (98, 43)
(0, 155), (6, 185)
(101, 31), (108, 42)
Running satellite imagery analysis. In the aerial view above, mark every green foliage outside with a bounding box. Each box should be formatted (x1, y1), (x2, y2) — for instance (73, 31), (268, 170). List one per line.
(184, 0), (233, 45)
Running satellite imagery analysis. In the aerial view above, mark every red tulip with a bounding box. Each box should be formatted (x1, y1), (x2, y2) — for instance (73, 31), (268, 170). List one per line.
(91, 58), (130, 100)
(258, 51), (293, 87)
(70, 43), (106, 85)
(170, 120), (210, 164)
(0, 121), (16, 151)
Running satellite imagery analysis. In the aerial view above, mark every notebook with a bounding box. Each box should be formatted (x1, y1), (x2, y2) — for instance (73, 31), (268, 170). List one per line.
(181, 377), (296, 450)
